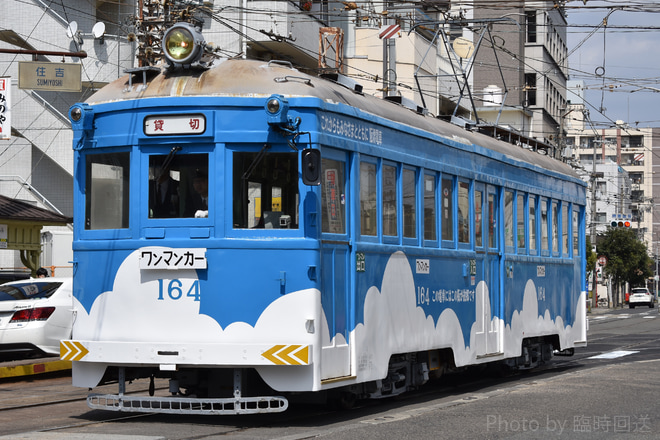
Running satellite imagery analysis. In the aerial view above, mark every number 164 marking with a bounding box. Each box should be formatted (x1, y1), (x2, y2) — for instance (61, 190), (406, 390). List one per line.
(157, 279), (201, 301)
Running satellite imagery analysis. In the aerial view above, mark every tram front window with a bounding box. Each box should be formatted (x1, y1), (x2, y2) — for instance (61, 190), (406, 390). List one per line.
(148, 153), (208, 219)
(85, 153), (130, 230)
(233, 151), (299, 229)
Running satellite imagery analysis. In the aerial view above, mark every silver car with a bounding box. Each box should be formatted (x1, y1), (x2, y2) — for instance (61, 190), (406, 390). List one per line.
(0, 278), (73, 359)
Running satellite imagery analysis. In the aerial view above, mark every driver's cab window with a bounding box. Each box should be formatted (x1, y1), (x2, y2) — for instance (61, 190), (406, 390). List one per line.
(233, 150), (299, 229)
(149, 153), (208, 218)
(86, 152), (130, 230)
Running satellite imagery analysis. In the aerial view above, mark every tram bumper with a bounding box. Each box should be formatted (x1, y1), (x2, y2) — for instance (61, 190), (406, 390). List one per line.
(61, 339), (313, 415)
(60, 340), (312, 367)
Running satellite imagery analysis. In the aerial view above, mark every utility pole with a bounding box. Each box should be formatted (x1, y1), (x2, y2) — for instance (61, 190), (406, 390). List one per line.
(590, 134), (600, 310)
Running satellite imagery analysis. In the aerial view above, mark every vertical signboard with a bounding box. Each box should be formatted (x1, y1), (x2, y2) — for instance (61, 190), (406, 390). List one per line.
(0, 77), (10, 140)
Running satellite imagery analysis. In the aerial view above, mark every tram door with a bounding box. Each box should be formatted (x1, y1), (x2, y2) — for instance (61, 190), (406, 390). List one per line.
(319, 155), (352, 380)
(476, 184), (503, 357)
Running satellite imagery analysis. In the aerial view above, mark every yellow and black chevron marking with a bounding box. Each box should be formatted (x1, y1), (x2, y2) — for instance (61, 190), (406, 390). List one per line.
(262, 344), (309, 365)
(60, 340), (89, 361)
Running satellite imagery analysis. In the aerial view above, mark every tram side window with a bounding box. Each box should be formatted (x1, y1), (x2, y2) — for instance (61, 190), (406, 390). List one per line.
(504, 190), (514, 248)
(552, 201), (559, 254)
(85, 153), (130, 230)
(475, 189), (483, 247)
(458, 181), (470, 244)
(233, 151), (298, 229)
(573, 209), (580, 256)
(402, 169), (416, 239)
(321, 158), (345, 234)
(441, 177), (453, 242)
(529, 196), (537, 252)
(148, 153), (208, 219)
(517, 193), (526, 249)
(541, 199), (549, 252)
(382, 164), (397, 236)
(562, 203), (569, 255)
(360, 162), (377, 236)
(424, 174), (436, 241)
(488, 193), (497, 248)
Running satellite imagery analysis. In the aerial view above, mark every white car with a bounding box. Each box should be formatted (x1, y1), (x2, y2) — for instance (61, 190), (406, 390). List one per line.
(0, 277), (73, 359)
(628, 287), (655, 309)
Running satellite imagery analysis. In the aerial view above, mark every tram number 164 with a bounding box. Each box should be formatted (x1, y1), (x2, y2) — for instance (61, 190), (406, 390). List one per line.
(157, 279), (201, 301)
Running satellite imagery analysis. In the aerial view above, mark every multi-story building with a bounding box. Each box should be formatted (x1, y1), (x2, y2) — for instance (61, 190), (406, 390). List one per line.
(471, 1), (568, 158)
(566, 82), (660, 250)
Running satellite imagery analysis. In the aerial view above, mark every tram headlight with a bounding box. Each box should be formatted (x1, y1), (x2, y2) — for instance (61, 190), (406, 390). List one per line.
(265, 95), (290, 125)
(162, 23), (205, 68)
(69, 103), (95, 150)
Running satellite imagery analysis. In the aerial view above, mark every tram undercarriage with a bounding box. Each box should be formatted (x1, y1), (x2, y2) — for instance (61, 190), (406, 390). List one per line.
(87, 336), (569, 415)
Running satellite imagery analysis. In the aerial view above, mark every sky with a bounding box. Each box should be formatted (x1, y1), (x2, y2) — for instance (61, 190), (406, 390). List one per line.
(566, 1), (660, 128)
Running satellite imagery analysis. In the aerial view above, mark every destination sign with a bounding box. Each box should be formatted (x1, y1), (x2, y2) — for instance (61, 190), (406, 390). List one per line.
(144, 114), (206, 136)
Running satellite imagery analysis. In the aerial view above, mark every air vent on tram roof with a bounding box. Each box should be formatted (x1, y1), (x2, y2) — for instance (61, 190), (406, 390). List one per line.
(320, 73), (363, 94)
(384, 95), (428, 116)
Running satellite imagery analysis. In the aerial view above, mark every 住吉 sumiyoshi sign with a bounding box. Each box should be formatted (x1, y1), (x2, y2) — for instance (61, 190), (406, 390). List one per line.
(18, 62), (81, 92)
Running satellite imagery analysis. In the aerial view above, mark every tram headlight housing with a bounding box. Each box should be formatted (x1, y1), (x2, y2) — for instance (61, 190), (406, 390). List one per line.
(265, 95), (290, 125)
(69, 103), (95, 150)
(162, 23), (205, 68)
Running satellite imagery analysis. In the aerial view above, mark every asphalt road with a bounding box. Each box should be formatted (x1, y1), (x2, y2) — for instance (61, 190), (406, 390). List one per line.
(1, 306), (659, 439)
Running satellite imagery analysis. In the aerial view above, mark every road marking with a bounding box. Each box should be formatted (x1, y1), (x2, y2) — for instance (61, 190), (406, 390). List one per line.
(587, 350), (639, 360)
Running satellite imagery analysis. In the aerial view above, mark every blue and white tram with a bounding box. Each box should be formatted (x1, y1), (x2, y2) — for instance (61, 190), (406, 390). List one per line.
(62, 24), (587, 415)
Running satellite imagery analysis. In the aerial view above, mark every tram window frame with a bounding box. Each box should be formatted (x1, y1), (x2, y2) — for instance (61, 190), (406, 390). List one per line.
(441, 175), (455, 247)
(474, 185), (484, 249)
(540, 197), (550, 256)
(562, 202), (569, 257)
(382, 161), (399, 240)
(321, 154), (347, 236)
(423, 172), (438, 245)
(457, 179), (471, 247)
(84, 151), (131, 233)
(517, 192), (526, 253)
(487, 189), (498, 250)
(572, 207), (580, 257)
(231, 148), (300, 231)
(402, 167), (417, 243)
(359, 159), (378, 239)
(529, 195), (538, 255)
(504, 189), (514, 252)
(148, 153), (209, 220)
(552, 200), (559, 256)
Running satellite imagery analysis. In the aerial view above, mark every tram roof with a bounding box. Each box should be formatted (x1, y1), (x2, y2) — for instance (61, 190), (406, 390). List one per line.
(86, 58), (583, 184)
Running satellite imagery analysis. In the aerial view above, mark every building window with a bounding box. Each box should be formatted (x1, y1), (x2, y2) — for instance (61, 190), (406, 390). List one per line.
(524, 73), (536, 106)
(526, 11), (537, 43)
